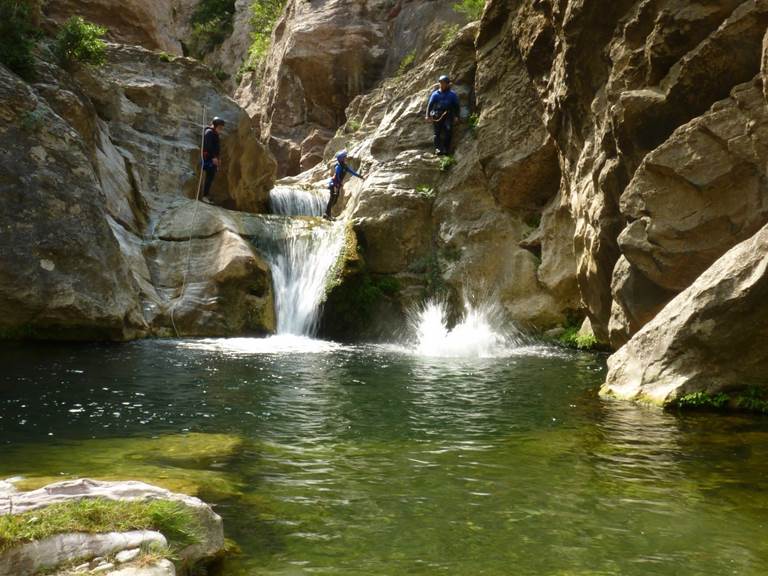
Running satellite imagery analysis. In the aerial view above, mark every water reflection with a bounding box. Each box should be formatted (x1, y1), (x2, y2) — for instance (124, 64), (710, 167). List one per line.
(0, 341), (767, 575)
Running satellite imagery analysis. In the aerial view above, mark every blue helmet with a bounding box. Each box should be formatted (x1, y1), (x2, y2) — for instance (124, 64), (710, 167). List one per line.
(336, 149), (348, 160)
(438, 75), (450, 83)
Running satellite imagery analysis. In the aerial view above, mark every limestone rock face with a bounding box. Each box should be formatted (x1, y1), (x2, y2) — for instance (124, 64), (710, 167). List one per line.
(0, 64), (146, 340)
(495, 0), (768, 343)
(239, 0), (467, 177)
(43, 0), (183, 54)
(0, 478), (223, 576)
(602, 222), (768, 405)
(291, 18), (577, 335)
(1, 44), (278, 339)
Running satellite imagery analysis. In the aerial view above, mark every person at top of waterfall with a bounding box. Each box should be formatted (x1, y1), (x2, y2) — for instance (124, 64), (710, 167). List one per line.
(426, 75), (460, 156)
(324, 150), (363, 221)
(200, 117), (225, 204)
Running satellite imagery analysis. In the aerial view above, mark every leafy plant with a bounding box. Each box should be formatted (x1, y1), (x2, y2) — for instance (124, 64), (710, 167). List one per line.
(54, 16), (108, 68)
(453, 0), (486, 21)
(0, 0), (41, 79)
(239, 0), (286, 78)
(188, 0), (236, 58)
(467, 112), (480, 134)
(397, 51), (416, 76)
(346, 118), (361, 132)
(157, 51), (174, 63)
(735, 387), (768, 413)
(557, 324), (598, 350)
(439, 155), (456, 172)
(676, 392), (730, 410)
(415, 184), (435, 199)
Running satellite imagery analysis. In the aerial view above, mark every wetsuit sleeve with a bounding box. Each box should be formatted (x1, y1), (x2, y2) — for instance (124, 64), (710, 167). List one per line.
(345, 165), (362, 179)
(427, 91), (437, 114)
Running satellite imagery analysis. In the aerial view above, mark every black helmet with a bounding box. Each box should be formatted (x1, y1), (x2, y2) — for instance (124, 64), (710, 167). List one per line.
(211, 117), (226, 126)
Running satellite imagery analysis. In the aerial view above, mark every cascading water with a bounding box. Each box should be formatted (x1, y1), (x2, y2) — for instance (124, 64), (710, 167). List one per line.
(410, 300), (524, 358)
(269, 184), (328, 217)
(265, 186), (345, 337)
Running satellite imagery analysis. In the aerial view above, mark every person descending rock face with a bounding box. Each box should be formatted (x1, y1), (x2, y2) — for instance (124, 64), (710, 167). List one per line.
(200, 117), (225, 204)
(425, 75), (460, 156)
(324, 150), (363, 221)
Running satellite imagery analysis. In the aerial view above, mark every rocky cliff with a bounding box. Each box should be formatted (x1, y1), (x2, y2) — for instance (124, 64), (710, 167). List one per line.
(0, 41), (277, 339)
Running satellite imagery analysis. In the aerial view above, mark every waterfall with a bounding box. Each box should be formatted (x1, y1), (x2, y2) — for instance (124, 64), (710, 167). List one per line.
(269, 184), (328, 217)
(409, 300), (524, 358)
(265, 186), (345, 336)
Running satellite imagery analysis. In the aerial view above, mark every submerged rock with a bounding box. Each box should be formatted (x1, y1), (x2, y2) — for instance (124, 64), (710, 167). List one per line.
(602, 222), (768, 405)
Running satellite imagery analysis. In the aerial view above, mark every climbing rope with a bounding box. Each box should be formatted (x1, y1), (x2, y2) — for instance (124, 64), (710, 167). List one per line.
(169, 105), (208, 338)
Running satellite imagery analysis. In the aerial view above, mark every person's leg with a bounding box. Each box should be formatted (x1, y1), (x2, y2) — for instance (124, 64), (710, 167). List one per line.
(202, 166), (217, 199)
(324, 186), (339, 219)
(442, 118), (453, 154)
(433, 121), (442, 154)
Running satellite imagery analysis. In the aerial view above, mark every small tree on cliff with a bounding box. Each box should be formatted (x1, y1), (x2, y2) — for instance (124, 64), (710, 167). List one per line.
(0, 0), (41, 79)
(54, 17), (108, 69)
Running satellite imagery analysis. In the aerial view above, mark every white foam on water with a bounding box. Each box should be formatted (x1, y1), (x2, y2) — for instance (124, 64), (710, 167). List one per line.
(407, 300), (525, 358)
(179, 335), (343, 355)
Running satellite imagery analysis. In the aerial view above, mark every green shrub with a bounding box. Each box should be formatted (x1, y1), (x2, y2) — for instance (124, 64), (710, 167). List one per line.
(0, 0), (40, 79)
(453, 0), (486, 21)
(346, 118), (362, 132)
(188, 0), (236, 58)
(735, 387), (768, 413)
(54, 17), (107, 68)
(557, 325), (598, 350)
(676, 392), (730, 410)
(397, 51), (416, 76)
(239, 0), (286, 78)
(467, 112), (479, 134)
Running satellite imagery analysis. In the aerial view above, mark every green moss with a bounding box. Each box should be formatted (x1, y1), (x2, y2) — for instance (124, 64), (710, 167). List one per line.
(54, 16), (107, 68)
(0, 498), (202, 554)
(345, 118), (362, 133)
(157, 51), (174, 63)
(4, 433), (246, 499)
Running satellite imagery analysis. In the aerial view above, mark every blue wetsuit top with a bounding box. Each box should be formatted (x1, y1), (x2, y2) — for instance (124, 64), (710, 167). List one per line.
(427, 88), (460, 119)
(329, 162), (362, 188)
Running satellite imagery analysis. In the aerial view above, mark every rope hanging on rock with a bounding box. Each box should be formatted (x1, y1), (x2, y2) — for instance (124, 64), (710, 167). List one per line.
(169, 105), (208, 338)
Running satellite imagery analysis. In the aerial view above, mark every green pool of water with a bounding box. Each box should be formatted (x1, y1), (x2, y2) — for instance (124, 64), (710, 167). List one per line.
(1, 338), (767, 575)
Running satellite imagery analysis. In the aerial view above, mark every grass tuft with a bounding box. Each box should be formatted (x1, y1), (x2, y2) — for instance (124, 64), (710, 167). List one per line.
(0, 498), (203, 554)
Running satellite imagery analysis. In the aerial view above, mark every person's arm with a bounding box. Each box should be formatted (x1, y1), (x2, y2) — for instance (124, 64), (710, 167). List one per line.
(426, 92), (436, 120)
(345, 165), (363, 179)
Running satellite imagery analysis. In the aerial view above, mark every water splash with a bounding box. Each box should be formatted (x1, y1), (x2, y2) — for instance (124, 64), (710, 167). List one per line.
(269, 185), (327, 217)
(410, 300), (523, 358)
(179, 335), (343, 355)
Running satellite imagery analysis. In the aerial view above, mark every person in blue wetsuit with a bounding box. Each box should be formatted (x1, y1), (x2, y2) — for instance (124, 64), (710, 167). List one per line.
(425, 75), (460, 156)
(324, 149), (363, 220)
(201, 117), (225, 203)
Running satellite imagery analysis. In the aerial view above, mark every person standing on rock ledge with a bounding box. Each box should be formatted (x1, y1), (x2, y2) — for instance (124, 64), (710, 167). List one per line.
(426, 75), (460, 156)
(324, 150), (363, 221)
(200, 117), (225, 204)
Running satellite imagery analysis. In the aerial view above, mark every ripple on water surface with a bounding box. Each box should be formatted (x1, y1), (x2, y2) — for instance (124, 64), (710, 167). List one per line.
(1, 340), (767, 576)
